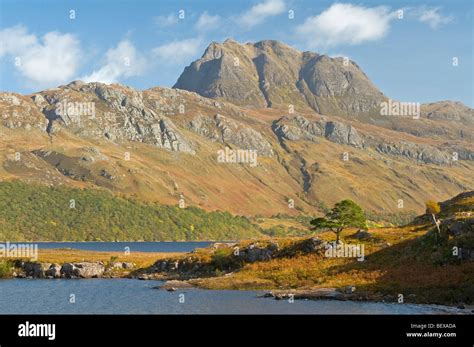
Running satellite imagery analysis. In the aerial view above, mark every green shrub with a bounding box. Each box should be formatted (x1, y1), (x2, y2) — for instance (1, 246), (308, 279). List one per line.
(0, 261), (12, 278)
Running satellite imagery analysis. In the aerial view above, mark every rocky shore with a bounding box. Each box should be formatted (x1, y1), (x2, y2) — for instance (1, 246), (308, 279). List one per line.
(11, 260), (134, 279)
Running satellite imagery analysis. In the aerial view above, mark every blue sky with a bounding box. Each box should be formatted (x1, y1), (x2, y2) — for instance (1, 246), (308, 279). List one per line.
(0, 0), (472, 106)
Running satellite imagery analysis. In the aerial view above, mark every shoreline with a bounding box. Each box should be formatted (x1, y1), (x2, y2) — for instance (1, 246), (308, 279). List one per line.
(0, 241), (220, 243)
(2, 275), (473, 314)
(2, 229), (473, 309)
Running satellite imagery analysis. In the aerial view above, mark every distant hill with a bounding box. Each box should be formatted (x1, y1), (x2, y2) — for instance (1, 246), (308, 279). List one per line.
(0, 181), (263, 241)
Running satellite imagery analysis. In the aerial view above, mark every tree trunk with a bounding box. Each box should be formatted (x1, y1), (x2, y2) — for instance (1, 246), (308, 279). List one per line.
(335, 228), (343, 244)
(432, 213), (441, 241)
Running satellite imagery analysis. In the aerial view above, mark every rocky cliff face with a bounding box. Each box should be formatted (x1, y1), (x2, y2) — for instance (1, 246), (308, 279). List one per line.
(273, 115), (365, 148)
(189, 114), (273, 156)
(174, 39), (385, 116)
(34, 81), (196, 153)
(272, 115), (459, 165)
(1, 93), (48, 131)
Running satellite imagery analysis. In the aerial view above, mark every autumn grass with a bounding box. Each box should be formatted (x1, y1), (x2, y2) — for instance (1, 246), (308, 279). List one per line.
(187, 226), (474, 305)
(34, 249), (183, 268)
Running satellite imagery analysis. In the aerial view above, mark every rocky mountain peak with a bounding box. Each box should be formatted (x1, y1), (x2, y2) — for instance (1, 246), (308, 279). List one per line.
(174, 39), (385, 116)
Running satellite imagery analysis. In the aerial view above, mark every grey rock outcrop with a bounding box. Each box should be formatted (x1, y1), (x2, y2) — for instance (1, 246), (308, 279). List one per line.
(189, 114), (273, 156)
(375, 142), (452, 165)
(23, 262), (50, 278)
(324, 121), (364, 148)
(35, 82), (195, 154)
(0, 93), (48, 131)
(239, 243), (275, 262)
(273, 115), (454, 164)
(60, 262), (105, 278)
(273, 115), (364, 148)
(16, 261), (130, 279)
(422, 101), (474, 124)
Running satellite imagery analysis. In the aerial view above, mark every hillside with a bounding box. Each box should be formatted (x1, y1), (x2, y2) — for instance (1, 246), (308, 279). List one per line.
(0, 39), (473, 219)
(134, 191), (474, 305)
(0, 181), (263, 241)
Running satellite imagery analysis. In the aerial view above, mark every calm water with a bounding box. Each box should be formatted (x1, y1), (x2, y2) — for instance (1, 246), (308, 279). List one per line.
(8, 242), (212, 253)
(0, 279), (466, 314)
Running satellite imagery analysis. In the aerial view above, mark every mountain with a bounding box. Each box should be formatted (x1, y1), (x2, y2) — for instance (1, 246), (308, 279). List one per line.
(174, 39), (385, 117)
(1, 39), (473, 220)
(174, 40), (474, 141)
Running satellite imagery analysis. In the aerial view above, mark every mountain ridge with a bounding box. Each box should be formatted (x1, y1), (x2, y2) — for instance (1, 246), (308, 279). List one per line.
(1, 38), (473, 217)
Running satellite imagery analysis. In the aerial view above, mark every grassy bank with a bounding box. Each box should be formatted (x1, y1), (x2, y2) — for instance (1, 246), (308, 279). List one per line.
(145, 224), (474, 306)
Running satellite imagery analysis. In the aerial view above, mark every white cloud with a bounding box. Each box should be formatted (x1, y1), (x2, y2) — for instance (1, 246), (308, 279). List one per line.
(154, 13), (179, 27)
(152, 38), (202, 63)
(81, 40), (147, 84)
(195, 12), (221, 31)
(0, 25), (81, 87)
(238, 0), (286, 28)
(0, 25), (37, 57)
(417, 7), (453, 29)
(296, 3), (396, 49)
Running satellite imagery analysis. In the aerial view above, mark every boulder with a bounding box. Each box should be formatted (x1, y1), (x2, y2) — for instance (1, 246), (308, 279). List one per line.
(157, 280), (194, 290)
(60, 262), (105, 278)
(343, 285), (357, 294)
(110, 262), (124, 269)
(122, 262), (134, 269)
(267, 241), (280, 252)
(154, 260), (168, 272)
(45, 264), (61, 278)
(23, 262), (50, 278)
(352, 230), (372, 240)
(299, 237), (328, 254)
(73, 262), (105, 278)
(60, 263), (77, 278)
(240, 243), (274, 262)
